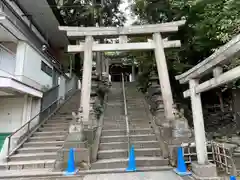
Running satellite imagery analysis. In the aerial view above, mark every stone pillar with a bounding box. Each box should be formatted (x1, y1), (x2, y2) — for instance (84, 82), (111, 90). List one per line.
(153, 33), (174, 120)
(119, 36), (128, 43)
(189, 79), (208, 165)
(22, 95), (32, 125)
(131, 65), (135, 82)
(69, 54), (73, 77)
(80, 36), (93, 122)
(105, 58), (109, 75)
(96, 52), (101, 77)
(15, 41), (27, 77)
(101, 53), (105, 73)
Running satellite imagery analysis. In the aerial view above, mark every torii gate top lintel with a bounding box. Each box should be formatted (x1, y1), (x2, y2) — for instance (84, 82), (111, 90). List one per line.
(59, 20), (186, 53)
(59, 20), (186, 38)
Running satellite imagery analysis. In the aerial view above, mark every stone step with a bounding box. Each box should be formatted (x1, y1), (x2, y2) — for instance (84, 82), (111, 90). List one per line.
(10, 152), (57, 161)
(46, 120), (72, 124)
(128, 106), (145, 109)
(0, 168), (61, 179)
(101, 128), (153, 136)
(235, 147), (240, 153)
(51, 116), (72, 120)
(103, 119), (150, 125)
(18, 146), (60, 153)
(104, 119), (149, 122)
(0, 160), (55, 170)
(49, 118), (71, 121)
(128, 118), (149, 121)
(29, 135), (66, 141)
(39, 126), (69, 131)
(91, 157), (168, 169)
(100, 134), (156, 143)
(54, 112), (72, 115)
(99, 141), (160, 150)
(34, 131), (67, 136)
(98, 148), (161, 159)
(45, 121), (70, 125)
(58, 112), (72, 115)
(24, 141), (64, 147)
(127, 104), (145, 106)
(50, 116), (72, 120)
(103, 123), (150, 129)
(103, 117), (124, 120)
(42, 123), (69, 127)
(103, 121), (126, 125)
(49, 117), (72, 121)
(104, 113), (124, 115)
(81, 166), (172, 175)
(234, 152), (240, 156)
(128, 112), (148, 116)
(128, 110), (146, 113)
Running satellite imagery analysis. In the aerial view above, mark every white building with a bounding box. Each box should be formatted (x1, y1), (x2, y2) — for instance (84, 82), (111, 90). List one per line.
(0, 0), (78, 157)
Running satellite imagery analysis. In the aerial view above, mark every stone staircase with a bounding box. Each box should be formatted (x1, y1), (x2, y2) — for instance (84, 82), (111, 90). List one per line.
(91, 82), (169, 171)
(0, 91), (80, 170)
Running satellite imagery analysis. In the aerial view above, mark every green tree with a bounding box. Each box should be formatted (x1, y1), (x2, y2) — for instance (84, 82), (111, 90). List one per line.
(56, 0), (126, 26)
(130, 0), (240, 96)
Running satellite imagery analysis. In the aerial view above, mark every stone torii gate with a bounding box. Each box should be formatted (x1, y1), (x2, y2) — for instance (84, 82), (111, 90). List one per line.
(59, 20), (185, 123)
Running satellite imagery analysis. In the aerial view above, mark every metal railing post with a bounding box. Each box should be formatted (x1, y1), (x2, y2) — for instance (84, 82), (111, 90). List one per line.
(7, 136), (11, 157)
(122, 73), (130, 156)
(27, 122), (30, 133)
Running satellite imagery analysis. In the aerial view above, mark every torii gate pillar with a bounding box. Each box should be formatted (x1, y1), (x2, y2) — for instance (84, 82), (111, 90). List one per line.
(96, 52), (101, 77)
(80, 36), (93, 122)
(153, 32), (174, 120)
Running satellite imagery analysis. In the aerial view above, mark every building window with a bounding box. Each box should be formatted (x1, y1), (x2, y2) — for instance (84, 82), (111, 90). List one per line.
(41, 61), (52, 77)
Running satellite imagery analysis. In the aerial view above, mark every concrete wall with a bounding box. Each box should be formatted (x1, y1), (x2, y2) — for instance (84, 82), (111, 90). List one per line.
(14, 41), (53, 90)
(0, 96), (41, 133)
(0, 97), (24, 133)
(23, 43), (53, 89)
(0, 96), (41, 162)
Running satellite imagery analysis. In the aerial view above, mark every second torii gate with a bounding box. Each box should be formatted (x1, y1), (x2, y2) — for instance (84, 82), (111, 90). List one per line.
(59, 20), (185, 123)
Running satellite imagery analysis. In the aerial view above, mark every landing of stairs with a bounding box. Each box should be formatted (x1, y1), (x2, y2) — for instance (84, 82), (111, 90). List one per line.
(0, 166), (174, 179)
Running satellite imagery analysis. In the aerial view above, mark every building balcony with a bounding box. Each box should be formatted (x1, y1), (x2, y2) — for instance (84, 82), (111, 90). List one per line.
(0, 44), (43, 98)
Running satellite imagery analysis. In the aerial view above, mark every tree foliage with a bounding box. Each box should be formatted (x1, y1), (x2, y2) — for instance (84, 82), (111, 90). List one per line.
(57, 0), (126, 26)
(129, 0), (240, 97)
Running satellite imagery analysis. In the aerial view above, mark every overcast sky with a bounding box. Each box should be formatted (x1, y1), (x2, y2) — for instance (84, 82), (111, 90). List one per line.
(119, 0), (137, 26)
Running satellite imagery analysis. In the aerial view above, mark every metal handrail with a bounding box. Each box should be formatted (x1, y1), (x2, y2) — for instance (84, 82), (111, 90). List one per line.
(6, 86), (78, 158)
(121, 73), (130, 156)
(7, 97), (62, 157)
